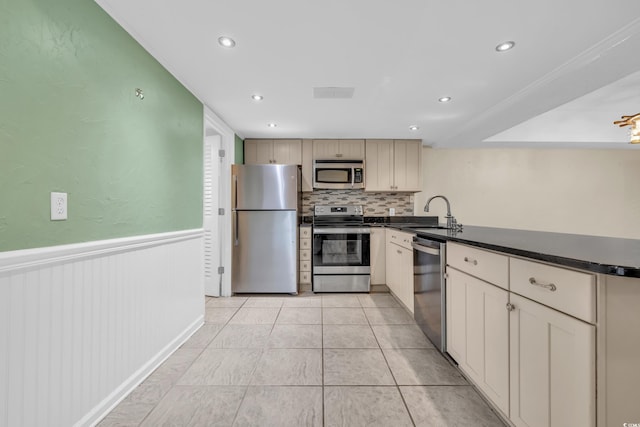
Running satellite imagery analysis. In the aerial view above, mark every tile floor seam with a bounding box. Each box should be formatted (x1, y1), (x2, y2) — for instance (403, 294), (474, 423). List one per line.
(369, 301), (418, 427)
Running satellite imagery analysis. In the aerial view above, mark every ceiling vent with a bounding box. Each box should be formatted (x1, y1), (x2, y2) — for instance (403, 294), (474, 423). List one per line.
(313, 87), (355, 99)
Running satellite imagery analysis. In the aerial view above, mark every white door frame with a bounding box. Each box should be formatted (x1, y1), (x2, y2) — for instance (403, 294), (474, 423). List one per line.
(204, 106), (235, 297)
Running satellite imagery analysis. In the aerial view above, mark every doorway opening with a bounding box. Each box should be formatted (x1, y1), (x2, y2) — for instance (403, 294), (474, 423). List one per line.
(203, 108), (234, 296)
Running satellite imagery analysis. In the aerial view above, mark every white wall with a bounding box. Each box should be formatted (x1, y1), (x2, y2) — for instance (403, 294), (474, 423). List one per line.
(0, 230), (204, 427)
(415, 148), (640, 239)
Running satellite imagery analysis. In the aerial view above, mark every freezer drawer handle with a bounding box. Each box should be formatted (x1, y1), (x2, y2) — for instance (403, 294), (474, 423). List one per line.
(528, 277), (557, 292)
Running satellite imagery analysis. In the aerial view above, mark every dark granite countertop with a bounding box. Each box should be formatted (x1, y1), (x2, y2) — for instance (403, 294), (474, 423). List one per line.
(408, 225), (640, 278)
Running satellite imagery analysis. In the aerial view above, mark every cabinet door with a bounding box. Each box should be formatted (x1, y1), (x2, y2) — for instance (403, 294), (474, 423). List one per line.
(385, 230), (399, 296)
(370, 228), (386, 285)
(446, 267), (466, 363)
(365, 139), (394, 191)
(301, 139), (313, 192)
(312, 139), (340, 159)
(273, 139), (302, 165)
(339, 139), (365, 160)
(399, 246), (414, 313)
(244, 139), (273, 164)
(463, 273), (509, 415)
(510, 294), (595, 427)
(393, 140), (422, 191)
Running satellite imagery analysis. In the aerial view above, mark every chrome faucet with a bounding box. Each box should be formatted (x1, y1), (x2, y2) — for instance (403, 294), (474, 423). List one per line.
(424, 195), (461, 230)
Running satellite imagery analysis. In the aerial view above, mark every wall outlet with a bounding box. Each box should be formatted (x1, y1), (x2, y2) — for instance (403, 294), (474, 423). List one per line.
(389, 208), (395, 216)
(51, 192), (68, 221)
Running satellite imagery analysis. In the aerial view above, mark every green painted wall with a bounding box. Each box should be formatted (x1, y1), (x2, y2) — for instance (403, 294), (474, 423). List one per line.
(234, 134), (244, 164)
(0, 0), (203, 251)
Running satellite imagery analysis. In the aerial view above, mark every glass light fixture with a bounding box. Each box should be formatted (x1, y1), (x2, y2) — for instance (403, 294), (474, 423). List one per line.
(438, 96), (452, 103)
(613, 113), (640, 144)
(218, 36), (236, 48)
(251, 94), (263, 101)
(631, 118), (640, 144)
(409, 125), (419, 131)
(495, 41), (515, 52)
(135, 88), (144, 100)
(267, 123), (277, 128)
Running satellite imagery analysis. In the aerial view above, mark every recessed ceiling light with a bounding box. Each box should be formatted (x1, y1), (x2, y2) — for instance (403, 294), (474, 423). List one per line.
(495, 41), (515, 52)
(409, 125), (419, 131)
(267, 123), (277, 128)
(251, 94), (263, 101)
(438, 96), (452, 103)
(218, 36), (236, 48)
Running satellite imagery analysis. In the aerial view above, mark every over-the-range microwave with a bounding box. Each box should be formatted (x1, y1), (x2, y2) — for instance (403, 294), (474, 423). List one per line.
(313, 160), (365, 189)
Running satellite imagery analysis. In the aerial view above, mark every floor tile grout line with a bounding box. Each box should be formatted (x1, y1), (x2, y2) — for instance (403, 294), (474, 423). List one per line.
(135, 297), (244, 426)
(369, 301), (418, 427)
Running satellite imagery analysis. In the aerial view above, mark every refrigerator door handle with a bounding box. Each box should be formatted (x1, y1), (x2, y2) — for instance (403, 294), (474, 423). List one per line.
(234, 210), (239, 246)
(233, 174), (238, 209)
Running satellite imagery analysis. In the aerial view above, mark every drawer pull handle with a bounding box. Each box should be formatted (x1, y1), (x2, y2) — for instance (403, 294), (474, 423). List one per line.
(529, 277), (557, 292)
(464, 257), (478, 266)
(506, 303), (516, 312)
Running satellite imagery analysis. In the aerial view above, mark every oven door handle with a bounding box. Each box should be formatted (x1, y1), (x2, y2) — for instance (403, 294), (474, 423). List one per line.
(313, 227), (371, 235)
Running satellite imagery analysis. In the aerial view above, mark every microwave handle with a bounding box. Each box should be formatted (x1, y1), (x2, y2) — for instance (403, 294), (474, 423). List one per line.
(351, 168), (355, 188)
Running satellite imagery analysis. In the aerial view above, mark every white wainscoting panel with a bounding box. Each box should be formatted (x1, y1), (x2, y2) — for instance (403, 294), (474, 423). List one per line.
(0, 230), (204, 427)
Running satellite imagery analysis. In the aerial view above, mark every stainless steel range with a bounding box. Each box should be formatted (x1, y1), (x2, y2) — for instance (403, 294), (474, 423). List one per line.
(312, 205), (371, 293)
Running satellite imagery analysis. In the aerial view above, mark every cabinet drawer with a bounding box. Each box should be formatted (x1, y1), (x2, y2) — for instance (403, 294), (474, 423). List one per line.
(300, 250), (311, 261)
(300, 271), (312, 284)
(300, 260), (311, 272)
(300, 226), (312, 239)
(386, 228), (414, 250)
(510, 257), (596, 323)
(447, 243), (508, 290)
(300, 238), (311, 250)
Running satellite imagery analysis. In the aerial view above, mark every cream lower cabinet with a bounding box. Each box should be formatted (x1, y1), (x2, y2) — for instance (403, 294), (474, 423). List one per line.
(446, 267), (509, 415)
(446, 242), (596, 426)
(385, 229), (414, 313)
(370, 227), (386, 285)
(509, 293), (595, 427)
(299, 225), (312, 285)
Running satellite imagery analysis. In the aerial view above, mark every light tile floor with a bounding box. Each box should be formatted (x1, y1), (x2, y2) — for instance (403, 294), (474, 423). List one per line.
(99, 293), (506, 427)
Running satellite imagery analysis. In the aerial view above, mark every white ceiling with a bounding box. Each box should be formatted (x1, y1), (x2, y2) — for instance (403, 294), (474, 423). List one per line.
(96, 0), (640, 148)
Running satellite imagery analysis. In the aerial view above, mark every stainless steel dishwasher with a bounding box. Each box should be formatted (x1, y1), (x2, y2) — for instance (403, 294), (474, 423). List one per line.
(412, 236), (446, 352)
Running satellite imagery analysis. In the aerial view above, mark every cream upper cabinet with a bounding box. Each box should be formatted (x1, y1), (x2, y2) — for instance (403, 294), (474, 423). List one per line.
(509, 293), (595, 427)
(365, 139), (422, 192)
(244, 139), (302, 165)
(365, 139), (394, 191)
(312, 139), (364, 160)
(446, 267), (509, 415)
(301, 139), (313, 192)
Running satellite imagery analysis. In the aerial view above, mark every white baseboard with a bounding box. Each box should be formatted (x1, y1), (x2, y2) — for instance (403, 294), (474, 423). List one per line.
(81, 316), (204, 427)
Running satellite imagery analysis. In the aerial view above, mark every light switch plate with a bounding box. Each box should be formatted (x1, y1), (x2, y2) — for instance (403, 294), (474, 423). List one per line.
(51, 192), (67, 220)
(389, 208), (395, 216)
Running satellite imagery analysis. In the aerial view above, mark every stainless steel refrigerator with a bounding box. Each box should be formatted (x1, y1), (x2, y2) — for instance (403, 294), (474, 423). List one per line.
(231, 164), (301, 294)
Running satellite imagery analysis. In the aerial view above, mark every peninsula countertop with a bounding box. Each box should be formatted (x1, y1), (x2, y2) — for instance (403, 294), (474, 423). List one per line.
(404, 225), (640, 278)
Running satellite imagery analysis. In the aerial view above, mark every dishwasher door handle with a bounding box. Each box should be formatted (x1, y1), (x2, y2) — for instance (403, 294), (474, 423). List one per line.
(411, 242), (440, 255)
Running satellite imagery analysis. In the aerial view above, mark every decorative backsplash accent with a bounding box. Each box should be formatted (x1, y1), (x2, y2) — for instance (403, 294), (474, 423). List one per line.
(302, 190), (414, 216)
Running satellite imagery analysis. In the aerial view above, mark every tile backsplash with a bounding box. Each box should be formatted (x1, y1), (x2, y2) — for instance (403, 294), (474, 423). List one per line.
(302, 190), (414, 216)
